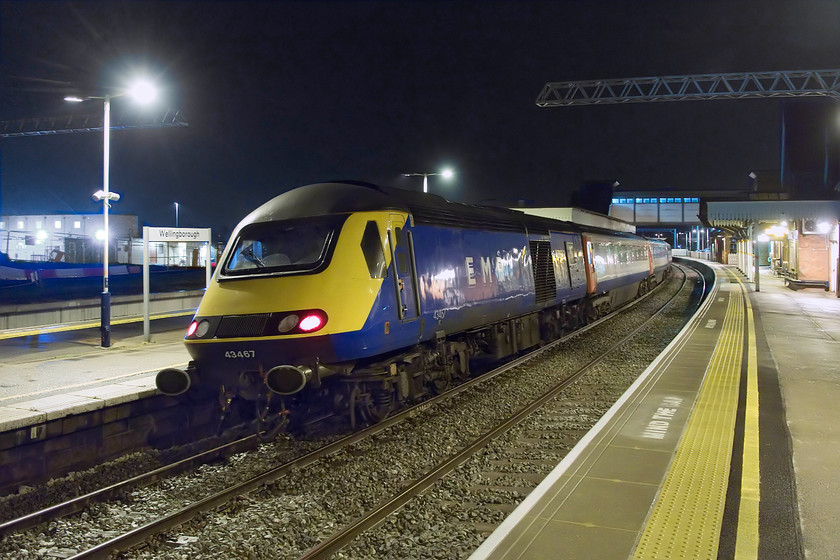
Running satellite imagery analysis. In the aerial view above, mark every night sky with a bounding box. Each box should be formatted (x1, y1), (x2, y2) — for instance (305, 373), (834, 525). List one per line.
(2, 1), (839, 240)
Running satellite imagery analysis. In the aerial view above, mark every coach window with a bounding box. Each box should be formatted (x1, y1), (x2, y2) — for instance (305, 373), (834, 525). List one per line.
(361, 221), (387, 279)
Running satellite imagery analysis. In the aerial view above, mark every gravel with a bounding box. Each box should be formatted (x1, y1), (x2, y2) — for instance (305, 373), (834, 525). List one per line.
(0, 266), (697, 560)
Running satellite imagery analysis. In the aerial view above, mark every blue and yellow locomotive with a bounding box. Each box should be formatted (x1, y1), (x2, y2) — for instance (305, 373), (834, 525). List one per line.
(156, 181), (670, 428)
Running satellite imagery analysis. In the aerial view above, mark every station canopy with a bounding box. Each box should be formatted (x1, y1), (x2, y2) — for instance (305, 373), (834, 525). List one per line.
(701, 200), (840, 238)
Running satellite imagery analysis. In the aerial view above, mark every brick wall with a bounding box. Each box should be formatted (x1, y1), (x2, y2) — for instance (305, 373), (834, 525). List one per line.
(798, 233), (829, 281)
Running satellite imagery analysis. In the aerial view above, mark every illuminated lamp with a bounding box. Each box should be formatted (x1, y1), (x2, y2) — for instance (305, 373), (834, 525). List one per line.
(299, 314), (325, 332)
(757, 234), (770, 242)
(817, 221), (831, 234)
(186, 321), (198, 337)
(95, 229), (106, 241)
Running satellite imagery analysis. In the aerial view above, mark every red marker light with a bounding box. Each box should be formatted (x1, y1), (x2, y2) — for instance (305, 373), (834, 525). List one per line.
(299, 314), (324, 332)
(186, 321), (198, 337)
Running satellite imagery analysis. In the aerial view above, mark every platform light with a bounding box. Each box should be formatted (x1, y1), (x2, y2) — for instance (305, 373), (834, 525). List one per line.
(817, 221), (832, 234)
(67, 77), (161, 348)
(764, 225), (789, 238)
(757, 233), (770, 242)
(403, 168), (455, 193)
(129, 79), (158, 105)
(95, 229), (106, 241)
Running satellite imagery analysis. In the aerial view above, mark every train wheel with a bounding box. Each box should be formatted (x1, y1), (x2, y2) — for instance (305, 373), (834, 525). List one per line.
(579, 300), (597, 325)
(429, 371), (452, 395)
(349, 382), (394, 428)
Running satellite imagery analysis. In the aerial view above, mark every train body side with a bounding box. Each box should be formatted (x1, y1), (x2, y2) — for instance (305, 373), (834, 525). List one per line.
(173, 181), (672, 403)
(405, 224), (588, 340)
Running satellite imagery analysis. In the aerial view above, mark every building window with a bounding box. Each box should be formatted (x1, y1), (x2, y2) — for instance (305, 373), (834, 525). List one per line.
(74, 221), (81, 229)
(635, 198), (643, 203)
(54, 220), (62, 229)
(674, 198), (682, 203)
(17, 220), (24, 229)
(35, 220), (42, 229)
(0, 222), (4, 229)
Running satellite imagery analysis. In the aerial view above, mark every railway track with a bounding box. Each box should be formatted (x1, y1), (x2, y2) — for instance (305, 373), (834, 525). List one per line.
(0, 264), (700, 560)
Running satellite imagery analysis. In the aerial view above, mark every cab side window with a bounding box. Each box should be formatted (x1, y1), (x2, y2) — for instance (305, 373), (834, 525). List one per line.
(361, 221), (387, 278)
(393, 226), (410, 275)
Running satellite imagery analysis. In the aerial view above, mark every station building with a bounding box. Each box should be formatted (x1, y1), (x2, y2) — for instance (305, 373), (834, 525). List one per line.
(0, 213), (213, 267)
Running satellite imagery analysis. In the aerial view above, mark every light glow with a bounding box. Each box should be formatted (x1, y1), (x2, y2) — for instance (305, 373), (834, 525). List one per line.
(299, 314), (324, 332)
(186, 321), (198, 337)
(129, 79), (158, 104)
(95, 229), (106, 241)
(817, 221), (831, 234)
(441, 169), (454, 179)
(764, 225), (789, 238)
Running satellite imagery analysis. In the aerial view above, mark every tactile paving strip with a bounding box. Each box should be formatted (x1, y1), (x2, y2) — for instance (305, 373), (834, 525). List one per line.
(633, 287), (744, 559)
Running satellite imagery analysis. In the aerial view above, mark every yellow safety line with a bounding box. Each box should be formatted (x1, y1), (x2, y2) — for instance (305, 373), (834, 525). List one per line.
(0, 310), (195, 340)
(633, 282), (744, 559)
(735, 277), (761, 559)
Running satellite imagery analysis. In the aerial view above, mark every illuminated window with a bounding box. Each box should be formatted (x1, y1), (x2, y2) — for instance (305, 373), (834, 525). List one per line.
(674, 198), (682, 203)
(0, 222), (4, 229)
(54, 220), (62, 229)
(636, 198), (643, 203)
(35, 220), (42, 229)
(611, 198), (619, 204)
(74, 221), (81, 229)
(17, 221), (24, 229)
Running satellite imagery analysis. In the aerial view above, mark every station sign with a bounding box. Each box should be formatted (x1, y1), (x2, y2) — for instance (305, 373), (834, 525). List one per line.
(147, 227), (211, 243)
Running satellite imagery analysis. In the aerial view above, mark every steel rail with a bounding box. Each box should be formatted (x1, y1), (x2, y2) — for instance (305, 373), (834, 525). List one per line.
(297, 266), (695, 559)
(0, 433), (261, 536)
(14, 265), (690, 559)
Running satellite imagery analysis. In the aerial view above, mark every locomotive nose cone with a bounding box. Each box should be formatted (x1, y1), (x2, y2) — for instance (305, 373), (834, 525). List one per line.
(266, 365), (313, 395)
(156, 367), (193, 396)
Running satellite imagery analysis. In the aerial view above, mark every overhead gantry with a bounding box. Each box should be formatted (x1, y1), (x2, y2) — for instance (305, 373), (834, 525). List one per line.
(536, 69), (840, 107)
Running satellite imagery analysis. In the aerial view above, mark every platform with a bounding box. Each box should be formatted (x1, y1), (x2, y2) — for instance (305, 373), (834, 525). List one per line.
(0, 265), (837, 559)
(0, 316), (190, 423)
(471, 263), (839, 560)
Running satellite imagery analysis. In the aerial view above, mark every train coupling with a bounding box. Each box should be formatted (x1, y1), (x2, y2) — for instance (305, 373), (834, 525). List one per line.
(156, 366), (198, 396)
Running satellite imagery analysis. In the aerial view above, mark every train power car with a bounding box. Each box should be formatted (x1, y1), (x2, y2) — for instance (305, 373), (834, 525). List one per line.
(156, 181), (670, 431)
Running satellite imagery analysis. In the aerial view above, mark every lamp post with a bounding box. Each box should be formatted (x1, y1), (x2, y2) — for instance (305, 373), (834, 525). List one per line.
(403, 169), (454, 193)
(174, 201), (179, 227)
(66, 79), (157, 348)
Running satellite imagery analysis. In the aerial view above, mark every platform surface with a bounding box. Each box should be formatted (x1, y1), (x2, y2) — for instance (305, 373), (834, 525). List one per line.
(471, 264), (839, 560)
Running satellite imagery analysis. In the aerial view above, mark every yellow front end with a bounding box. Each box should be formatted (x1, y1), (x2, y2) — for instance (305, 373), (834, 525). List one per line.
(188, 211), (398, 346)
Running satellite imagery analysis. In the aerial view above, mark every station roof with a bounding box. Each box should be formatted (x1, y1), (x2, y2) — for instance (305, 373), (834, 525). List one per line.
(517, 207), (636, 233)
(701, 199), (840, 234)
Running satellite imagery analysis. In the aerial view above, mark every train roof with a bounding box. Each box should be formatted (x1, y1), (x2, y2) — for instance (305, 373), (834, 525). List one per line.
(239, 181), (645, 239)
